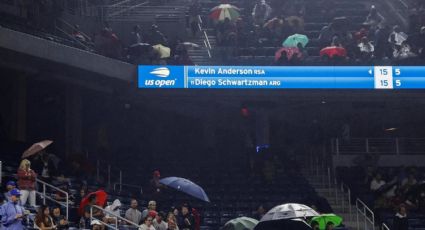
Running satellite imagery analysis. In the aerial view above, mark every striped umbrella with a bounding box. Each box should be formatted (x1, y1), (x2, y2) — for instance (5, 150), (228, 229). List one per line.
(209, 4), (240, 21)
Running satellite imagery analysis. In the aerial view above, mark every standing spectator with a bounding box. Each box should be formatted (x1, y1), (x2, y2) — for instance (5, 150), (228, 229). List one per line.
(370, 173), (386, 192)
(83, 194), (104, 228)
(3, 181), (16, 202)
(393, 205), (408, 230)
(35, 205), (56, 230)
(364, 5), (385, 30)
(167, 212), (179, 230)
(52, 207), (68, 230)
(401, 174), (417, 193)
(374, 25), (392, 59)
(150, 170), (163, 199)
(358, 36), (375, 60)
(1, 189), (26, 230)
(148, 25), (167, 46)
(33, 152), (56, 183)
(252, 0), (272, 26)
(179, 204), (194, 230)
(125, 199), (142, 225)
(153, 212), (167, 230)
(131, 25), (142, 45)
(17, 159), (37, 207)
(140, 216), (156, 230)
(252, 205), (266, 220)
(72, 25), (87, 43)
(188, 0), (201, 37)
(142, 201), (157, 220)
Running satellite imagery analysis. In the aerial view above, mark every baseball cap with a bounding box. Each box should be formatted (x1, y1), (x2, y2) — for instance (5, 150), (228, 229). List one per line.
(6, 181), (16, 187)
(10, 189), (21, 196)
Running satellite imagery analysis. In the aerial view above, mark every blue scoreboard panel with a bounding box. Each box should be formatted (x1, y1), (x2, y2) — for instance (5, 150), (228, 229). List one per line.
(138, 66), (425, 89)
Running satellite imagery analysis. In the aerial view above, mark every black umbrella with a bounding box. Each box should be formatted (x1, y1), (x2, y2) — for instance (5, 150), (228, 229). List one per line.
(128, 43), (152, 56)
(254, 218), (312, 230)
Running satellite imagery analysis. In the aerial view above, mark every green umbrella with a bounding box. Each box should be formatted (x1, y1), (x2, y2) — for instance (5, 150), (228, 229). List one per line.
(282, 34), (309, 48)
(311, 214), (343, 230)
(223, 217), (259, 230)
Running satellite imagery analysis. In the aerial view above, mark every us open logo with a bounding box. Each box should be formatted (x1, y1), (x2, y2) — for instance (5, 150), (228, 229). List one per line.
(145, 67), (176, 87)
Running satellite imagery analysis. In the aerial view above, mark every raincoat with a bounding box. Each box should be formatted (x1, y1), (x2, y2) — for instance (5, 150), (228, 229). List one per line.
(1, 201), (25, 230)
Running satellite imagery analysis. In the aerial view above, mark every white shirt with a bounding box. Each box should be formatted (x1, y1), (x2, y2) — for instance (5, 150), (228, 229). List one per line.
(139, 224), (156, 230)
(370, 179), (385, 191)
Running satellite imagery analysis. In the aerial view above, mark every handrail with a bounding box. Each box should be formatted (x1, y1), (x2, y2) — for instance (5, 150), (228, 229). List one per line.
(36, 179), (69, 220)
(382, 223), (390, 230)
(90, 205), (140, 230)
(356, 198), (375, 230)
(113, 182), (143, 194)
(54, 25), (91, 51)
(196, 15), (212, 59)
(56, 18), (91, 42)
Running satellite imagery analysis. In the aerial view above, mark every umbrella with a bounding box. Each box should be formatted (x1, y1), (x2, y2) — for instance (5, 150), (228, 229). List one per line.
(275, 47), (301, 61)
(152, 44), (171, 58)
(128, 43), (152, 56)
(282, 34), (309, 48)
(319, 46), (347, 58)
(160, 177), (210, 202)
(78, 190), (108, 216)
(261, 203), (319, 221)
(183, 42), (200, 49)
(311, 214), (343, 230)
(222, 217), (259, 230)
(22, 140), (53, 159)
(255, 218), (312, 230)
(209, 4), (240, 21)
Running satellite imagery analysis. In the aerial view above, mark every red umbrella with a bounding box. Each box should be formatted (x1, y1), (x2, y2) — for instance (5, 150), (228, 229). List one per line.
(275, 47), (301, 61)
(320, 46), (347, 58)
(22, 140), (53, 159)
(78, 190), (108, 216)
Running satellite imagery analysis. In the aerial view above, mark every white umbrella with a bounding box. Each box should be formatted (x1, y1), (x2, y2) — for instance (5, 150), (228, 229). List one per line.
(261, 203), (319, 221)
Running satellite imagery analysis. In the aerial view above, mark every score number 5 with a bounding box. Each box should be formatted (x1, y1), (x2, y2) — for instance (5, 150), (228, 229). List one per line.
(395, 68), (401, 87)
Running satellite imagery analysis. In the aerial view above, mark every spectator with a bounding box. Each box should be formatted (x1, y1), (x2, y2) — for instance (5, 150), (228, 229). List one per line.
(35, 205), (56, 230)
(188, 0), (201, 37)
(166, 212), (179, 230)
(252, 205), (266, 220)
(318, 23), (336, 45)
(140, 216), (156, 230)
(326, 222), (335, 230)
(125, 199), (142, 225)
(358, 36), (375, 61)
(374, 25), (392, 59)
(370, 173), (386, 192)
(3, 181), (16, 202)
(401, 173), (417, 192)
(52, 206), (68, 230)
(142, 201), (157, 220)
(1, 189), (26, 230)
(311, 221), (320, 230)
(83, 194), (104, 228)
(179, 204), (194, 230)
(252, 0), (272, 26)
(153, 212), (167, 230)
(364, 5), (385, 30)
(105, 199), (122, 224)
(130, 25), (142, 45)
(393, 205), (408, 230)
(393, 41), (416, 59)
(150, 170), (163, 198)
(17, 159), (37, 207)
(148, 25), (167, 46)
(389, 25), (408, 47)
(72, 24), (87, 43)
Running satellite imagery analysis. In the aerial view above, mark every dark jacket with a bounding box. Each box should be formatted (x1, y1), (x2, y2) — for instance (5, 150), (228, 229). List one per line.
(393, 213), (408, 230)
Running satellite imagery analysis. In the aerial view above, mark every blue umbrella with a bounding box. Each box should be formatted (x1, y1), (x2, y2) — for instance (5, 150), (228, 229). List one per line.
(160, 177), (210, 202)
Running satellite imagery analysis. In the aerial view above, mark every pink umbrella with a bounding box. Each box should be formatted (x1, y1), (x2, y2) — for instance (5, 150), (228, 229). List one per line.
(22, 140), (53, 159)
(275, 47), (301, 61)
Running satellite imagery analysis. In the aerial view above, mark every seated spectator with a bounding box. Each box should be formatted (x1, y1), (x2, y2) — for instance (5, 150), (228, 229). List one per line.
(358, 37), (375, 60)
(401, 173), (417, 193)
(179, 203), (194, 230)
(140, 216), (156, 230)
(3, 181), (16, 202)
(166, 212), (179, 230)
(83, 194), (105, 228)
(35, 205), (56, 230)
(393, 205), (408, 230)
(153, 212), (167, 230)
(105, 199), (122, 224)
(252, 0), (272, 26)
(125, 199), (142, 225)
(318, 23), (336, 45)
(142, 201), (157, 220)
(370, 173), (386, 192)
(388, 25), (408, 47)
(52, 206), (68, 230)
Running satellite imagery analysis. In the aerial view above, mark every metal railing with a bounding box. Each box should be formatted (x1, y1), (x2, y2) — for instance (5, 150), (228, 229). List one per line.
(197, 15), (212, 59)
(113, 182), (143, 194)
(36, 179), (69, 220)
(90, 205), (140, 230)
(102, 5), (185, 21)
(326, 166), (353, 222)
(356, 199), (375, 230)
(382, 223), (390, 230)
(331, 138), (425, 155)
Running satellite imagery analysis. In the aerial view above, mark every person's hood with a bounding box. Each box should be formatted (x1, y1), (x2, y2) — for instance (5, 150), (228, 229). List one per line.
(395, 213), (407, 218)
(109, 199), (122, 210)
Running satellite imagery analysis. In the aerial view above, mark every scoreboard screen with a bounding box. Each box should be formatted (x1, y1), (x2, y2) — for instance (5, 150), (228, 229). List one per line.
(138, 65), (425, 89)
